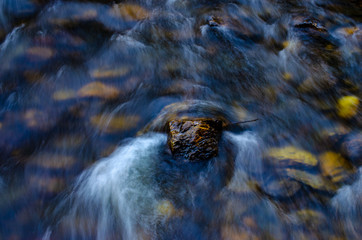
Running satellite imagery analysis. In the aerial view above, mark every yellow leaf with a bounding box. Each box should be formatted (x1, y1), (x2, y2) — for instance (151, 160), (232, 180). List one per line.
(337, 95), (359, 119)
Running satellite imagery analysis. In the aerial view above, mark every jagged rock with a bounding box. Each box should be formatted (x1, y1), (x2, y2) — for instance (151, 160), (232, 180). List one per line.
(168, 118), (223, 162)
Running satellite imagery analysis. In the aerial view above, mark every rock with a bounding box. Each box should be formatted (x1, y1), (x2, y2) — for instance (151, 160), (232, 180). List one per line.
(109, 3), (149, 21)
(266, 146), (318, 168)
(90, 114), (140, 134)
(52, 89), (77, 101)
(157, 199), (183, 219)
(90, 67), (130, 80)
(221, 225), (260, 240)
(261, 176), (301, 198)
(337, 95), (359, 119)
(285, 169), (337, 192)
(167, 118), (222, 161)
(26, 47), (55, 60)
(319, 152), (354, 183)
(77, 81), (120, 99)
(287, 209), (327, 227)
(341, 132), (362, 166)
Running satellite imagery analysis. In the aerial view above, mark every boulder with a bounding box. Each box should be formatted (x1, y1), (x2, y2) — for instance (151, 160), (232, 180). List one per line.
(167, 118), (222, 162)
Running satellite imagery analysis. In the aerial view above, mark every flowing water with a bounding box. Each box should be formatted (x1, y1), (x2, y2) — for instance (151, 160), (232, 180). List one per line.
(0, 0), (361, 239)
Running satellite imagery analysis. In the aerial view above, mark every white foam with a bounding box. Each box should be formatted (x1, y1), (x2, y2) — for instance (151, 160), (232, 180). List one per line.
(51, 133), (167, 240)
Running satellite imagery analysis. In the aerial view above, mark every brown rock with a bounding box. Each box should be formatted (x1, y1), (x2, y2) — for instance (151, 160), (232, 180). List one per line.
(167, 118), (222, 161)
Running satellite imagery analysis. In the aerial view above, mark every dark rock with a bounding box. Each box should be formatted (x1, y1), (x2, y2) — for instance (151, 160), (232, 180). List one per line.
(167, 118), (223, 162)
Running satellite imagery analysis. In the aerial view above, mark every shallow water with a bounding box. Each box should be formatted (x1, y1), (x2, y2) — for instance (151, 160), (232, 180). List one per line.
(0, 0), (361, 239)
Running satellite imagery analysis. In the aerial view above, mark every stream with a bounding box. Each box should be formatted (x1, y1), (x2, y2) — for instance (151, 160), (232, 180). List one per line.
(0, 0), (361, 239)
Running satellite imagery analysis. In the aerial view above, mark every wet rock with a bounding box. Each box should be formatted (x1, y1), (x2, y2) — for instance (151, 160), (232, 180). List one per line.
(295, 18), (327, 33)
(341, 132), (362, 166)
(266, 146), (318, 168)
(287, 209), (327, 227)
(285, 169), (337, 192)
(168, 118), (223, 161)
(42, 2), (148, 34)
(90, 66), (130, 81)
(26, 152), (77, 197)
(336, 95), (359, 119)
(221, 225), (260, 240)
(261, 176), (301, 198)
(108, 3), (150, 21)
(157, 199), (183, 219)
(52, 89), (77, 101)
(77, 81), (120, 100)
(319, 152), (354, 183)
(90, 114), (140, 134)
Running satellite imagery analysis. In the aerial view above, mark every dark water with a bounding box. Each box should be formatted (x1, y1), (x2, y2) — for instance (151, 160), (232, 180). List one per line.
(0, 0), (361, 239)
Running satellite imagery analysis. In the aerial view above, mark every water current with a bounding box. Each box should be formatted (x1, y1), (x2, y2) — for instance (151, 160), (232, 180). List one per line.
(0, 0), (361, 239)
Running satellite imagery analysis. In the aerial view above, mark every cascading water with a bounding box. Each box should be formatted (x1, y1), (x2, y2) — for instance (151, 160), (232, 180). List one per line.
(43, 131), (273, 240)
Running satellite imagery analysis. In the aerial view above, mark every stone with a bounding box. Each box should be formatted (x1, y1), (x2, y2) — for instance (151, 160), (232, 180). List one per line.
(77, 81), (120, 99)
(52, 90), (77, 101)
(90, 114), (140, 133)
(319, 152), (354, 183)
(109, 3), (149, 21)
(156, 199), (183, 219)
(285, 169), (337, 192)
(261, 177), (301, 198)
(337, 95), (359, 119)
(266, 146), (318, 167)
(167, 118), (222, 161)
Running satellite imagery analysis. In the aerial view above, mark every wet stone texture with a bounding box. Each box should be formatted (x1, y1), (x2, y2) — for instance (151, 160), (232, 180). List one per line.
(167, 118), (223, 162)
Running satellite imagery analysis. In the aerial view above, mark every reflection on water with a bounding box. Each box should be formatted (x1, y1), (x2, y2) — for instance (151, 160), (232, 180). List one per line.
(0, 0), (361, 239)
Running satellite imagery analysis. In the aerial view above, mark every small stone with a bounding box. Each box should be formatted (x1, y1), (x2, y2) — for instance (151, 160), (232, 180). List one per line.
(90, 67), (130, 80)
(266, 146), (318, 167)
(27, 47), (55, 60)
(157, 200), (182, 219)
(78, 81), (120, 99)
(109, 3), (149, 21)
(90, 115), (140, 133)
(285, 169), (336, 192)
(167, 118), (222, 161)
(282, 72), (293, 81)
(261, 177), (301, 198)
(337, 96), (359, 119)
(319, 152), (353, 183)
(288, 209), (327, 227)
(52, 90), (77, 101)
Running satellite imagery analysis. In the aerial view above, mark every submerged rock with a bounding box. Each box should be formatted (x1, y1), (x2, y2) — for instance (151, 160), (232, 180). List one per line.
(266, 146), (318, 168)
(319, 151), (354, 184)
(168, 118), (223, 162)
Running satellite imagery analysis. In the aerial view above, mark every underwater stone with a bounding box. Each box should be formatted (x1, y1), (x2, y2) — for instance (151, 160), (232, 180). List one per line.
(167, 118), (222, 162)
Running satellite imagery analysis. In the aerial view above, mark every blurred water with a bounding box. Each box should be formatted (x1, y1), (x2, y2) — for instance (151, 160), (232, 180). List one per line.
(0, 0), (360, 239)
